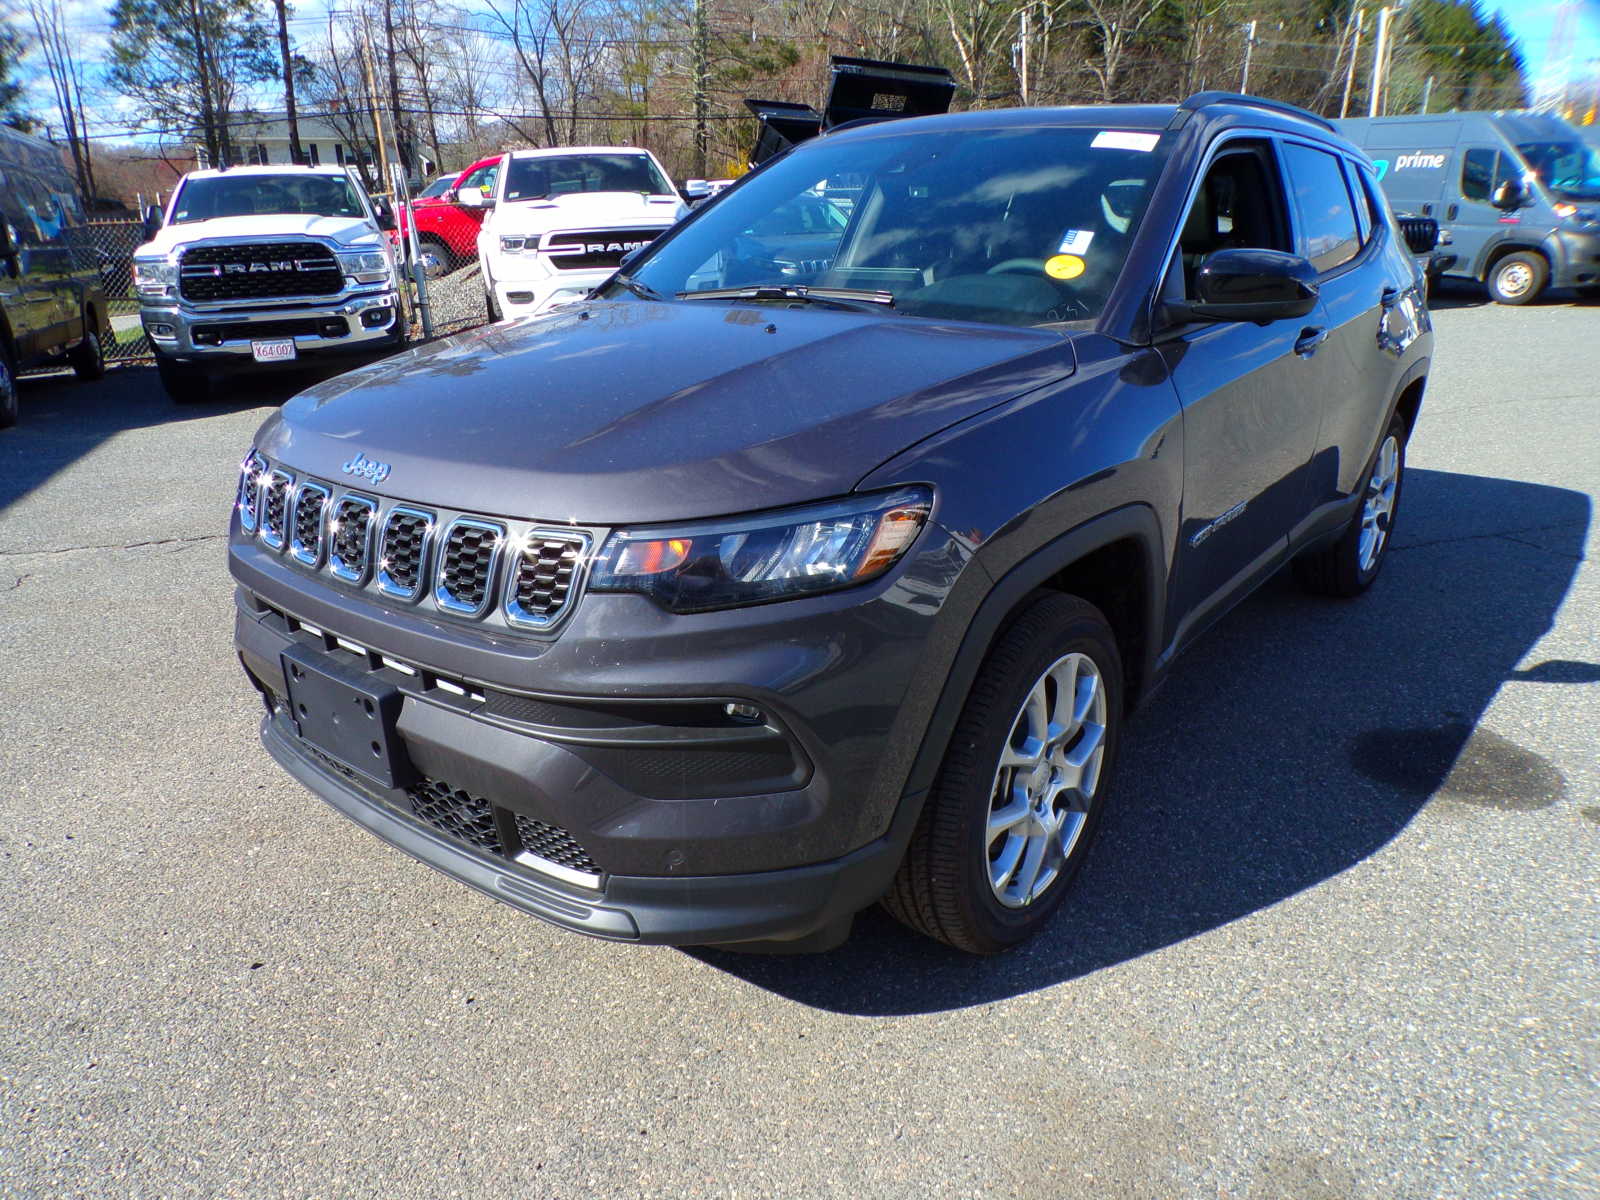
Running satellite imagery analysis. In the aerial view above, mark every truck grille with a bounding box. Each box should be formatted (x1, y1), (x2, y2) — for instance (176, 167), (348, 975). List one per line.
(260, 470), (293, 549)
(289, 482), (330, 566)
(179, 241), (343, 302)
(329, 496), (377, 583)
(377, 507), (433, 600)
(505, 533), (588, 628)
(193, 317), (347, 342)
(544, 228), (665, 272)
(436, 519), (503, 615)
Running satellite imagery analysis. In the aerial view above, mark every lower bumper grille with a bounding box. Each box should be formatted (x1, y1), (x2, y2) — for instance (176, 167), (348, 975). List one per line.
(404, 775), (601, 882)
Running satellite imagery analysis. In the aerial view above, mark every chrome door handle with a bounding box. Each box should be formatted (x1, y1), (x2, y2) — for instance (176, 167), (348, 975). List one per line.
(1294, 327), (1329, 357)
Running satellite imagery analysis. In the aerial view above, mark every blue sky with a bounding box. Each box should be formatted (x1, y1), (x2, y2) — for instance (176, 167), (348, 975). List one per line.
(1485, 0), (1600, 95)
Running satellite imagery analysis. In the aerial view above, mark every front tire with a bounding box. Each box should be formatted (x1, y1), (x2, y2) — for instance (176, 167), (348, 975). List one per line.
(1294, 413), (1406, 597)
(0, 345), (18, 429)
(1486, 251), (1548, 305)
(485, 282), (502, 322)
(418, 238), (453, 278)
(882, 593), (1123, 954)
(70, 318), (106, 381)
(156, 355), (210, 405)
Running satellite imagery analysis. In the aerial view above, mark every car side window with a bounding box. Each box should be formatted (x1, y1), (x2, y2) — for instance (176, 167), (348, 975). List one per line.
(1342, 159), (1376, 242)
(1174, 140), (1291, 295)
(461, 164), (498, 196)
(1461, 149), (1505, 203)
(1281, 142), (1361, 273)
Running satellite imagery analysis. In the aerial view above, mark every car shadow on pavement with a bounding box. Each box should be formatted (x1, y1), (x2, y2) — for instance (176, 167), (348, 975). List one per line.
(1, 365), (335, 515)
(692, 467), (1591, 1014)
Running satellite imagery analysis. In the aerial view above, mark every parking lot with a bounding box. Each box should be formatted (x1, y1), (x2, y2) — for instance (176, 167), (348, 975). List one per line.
(1, 292), (1596, 1198)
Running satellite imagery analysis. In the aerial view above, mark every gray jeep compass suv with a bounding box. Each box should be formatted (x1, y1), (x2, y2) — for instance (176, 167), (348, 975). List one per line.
(230, 93), (1431, 954)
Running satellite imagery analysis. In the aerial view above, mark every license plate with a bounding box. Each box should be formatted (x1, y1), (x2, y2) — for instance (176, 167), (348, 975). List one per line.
(280, 646), (411, 789)
(252, 338), (296, 363)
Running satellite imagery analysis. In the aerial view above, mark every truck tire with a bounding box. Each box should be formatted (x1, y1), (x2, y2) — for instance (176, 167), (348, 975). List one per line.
(882, 592), (1123, 954)
(71, 317), (106, 381)
(1486, 251), (1548, 305)
(156, 355), (210, 405)
(418, 238), (453, 279)
(1294, 412), (1407, 597)
(0, 345), (17, 429)
(485, 283), (502, 322)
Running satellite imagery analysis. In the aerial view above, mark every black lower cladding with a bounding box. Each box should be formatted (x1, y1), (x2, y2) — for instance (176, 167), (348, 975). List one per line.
(404, 776), (601, 876)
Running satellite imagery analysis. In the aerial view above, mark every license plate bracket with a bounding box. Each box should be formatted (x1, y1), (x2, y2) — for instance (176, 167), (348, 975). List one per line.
(252, 338), (296, 363)
(281, 645), (411, 789)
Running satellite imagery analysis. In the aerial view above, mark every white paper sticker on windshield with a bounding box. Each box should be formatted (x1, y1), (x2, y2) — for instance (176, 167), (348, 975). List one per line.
(1057, 229), (1094, 255)
(1092, 131), (1160, 152)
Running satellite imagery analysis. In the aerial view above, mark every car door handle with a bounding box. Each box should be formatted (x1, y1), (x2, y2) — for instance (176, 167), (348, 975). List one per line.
(1380, 286), (1400, 309)
(1294, 327), (1329, 357)
(1446, 204), (1459, 220)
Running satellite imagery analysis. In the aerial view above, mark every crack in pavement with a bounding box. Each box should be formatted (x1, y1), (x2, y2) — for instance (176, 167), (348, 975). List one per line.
(1392, 518), (1590, 558)
(0, 533), (228, 560)
(5, 573), (29, 591)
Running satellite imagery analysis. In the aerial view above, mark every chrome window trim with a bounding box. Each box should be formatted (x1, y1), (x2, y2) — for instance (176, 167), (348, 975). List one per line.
(376, 505), (437, 602)
(434, 517), (506, 617)
(328, 494), (379, 584)
(502, 529), (592, 630)
(289, 481), (331, 568)
(258, 468), (295, 550)
(237, 451), (267, 533)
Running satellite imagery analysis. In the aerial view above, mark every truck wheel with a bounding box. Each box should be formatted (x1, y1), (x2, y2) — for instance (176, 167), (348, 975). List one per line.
(485, 284), (502, 322)
(70, 320), (106, 381)
(1294, 413), (1406, 597)
(1486, 251), (1548, 305)
(0, 346), (17, 429)
(156, 355), (210, 405)
(882, 593), (1123, 954)
(418, 238), (452, 279)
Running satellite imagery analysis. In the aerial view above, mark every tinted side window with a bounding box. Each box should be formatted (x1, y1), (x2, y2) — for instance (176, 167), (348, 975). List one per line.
(1461, 149), (1503, 202)
(1282, 143), (1361, 273)
(1343, 158), (1375, 242)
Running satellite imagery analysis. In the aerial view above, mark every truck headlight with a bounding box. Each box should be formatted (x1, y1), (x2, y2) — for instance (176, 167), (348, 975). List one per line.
(589, 487), (932, 613)
(133, 259), (177, 299)
(337, 249), (392, 284)
(499, 236), (529, 253)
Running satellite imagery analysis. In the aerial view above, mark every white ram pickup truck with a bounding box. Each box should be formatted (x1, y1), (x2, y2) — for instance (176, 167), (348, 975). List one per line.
(132, 165), (404, 404)
(466, 147), (687, 319)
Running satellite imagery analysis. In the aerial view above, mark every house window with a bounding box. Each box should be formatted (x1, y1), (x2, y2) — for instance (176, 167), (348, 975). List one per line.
(307, 143), (320, 166)
(334, 144), (346, 166)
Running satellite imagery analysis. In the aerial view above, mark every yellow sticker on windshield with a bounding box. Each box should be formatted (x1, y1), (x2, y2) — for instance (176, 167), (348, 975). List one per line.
(1045, 254), (1085, 280)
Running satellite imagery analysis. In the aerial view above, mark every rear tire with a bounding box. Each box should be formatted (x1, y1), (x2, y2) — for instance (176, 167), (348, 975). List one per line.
(1294, 412), (1407, 597)
(882, 593), (1123, 954)
(71, 318), (106, 381)
(156, 355), (210, 405)
(1486, 251), (1548, 305)
(0, 345), (17, 429)
(418, 238), (453, 278)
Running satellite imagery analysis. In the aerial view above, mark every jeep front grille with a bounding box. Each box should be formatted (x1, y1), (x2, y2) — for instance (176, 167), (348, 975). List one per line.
(179, 241), (343, 302)
(377, 506), (433, 601)
(544, 227), (666, 272)
(435, 519), (504, 615)
(505, 532), (588, 628)
(290, 482), (330, 567)
(237, 451), (267, 532)
(260, 469), (293, 549)
(329, 495), (377, 583)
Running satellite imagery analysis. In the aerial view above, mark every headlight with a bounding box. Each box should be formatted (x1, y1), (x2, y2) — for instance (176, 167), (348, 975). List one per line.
(132, 259), (177, 299)
(589, 487), (932, 613)
(499, 235), (528, 253)
(337, 249), (391, 284)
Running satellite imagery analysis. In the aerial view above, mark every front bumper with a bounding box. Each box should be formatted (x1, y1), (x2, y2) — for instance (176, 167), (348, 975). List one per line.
(1546, 227), (1600, 288)
(142, 289), (401, 362)
(490, 270), (608, 318)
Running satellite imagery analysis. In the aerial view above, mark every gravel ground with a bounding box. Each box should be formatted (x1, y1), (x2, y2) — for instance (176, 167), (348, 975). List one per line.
(1, 290), (1596, 1199)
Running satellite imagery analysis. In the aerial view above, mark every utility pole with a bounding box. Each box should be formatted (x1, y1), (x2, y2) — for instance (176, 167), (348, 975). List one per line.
(382, 0), (409, 176)
(1340, 7), (1364, 118)
(1018, 6), (1031, 106)
(273, 0), (304, 164)
(1240, 20), (1258, 94)
(692, 0), (709, 178)
(1368, 5), (1393, 118)
(1420, 74), (1433, 113)
(361, 27), (392, 192)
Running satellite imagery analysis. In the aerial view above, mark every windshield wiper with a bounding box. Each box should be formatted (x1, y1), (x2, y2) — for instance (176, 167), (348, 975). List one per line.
(676, 284), (895, 312)
(611, 273), (668, 302)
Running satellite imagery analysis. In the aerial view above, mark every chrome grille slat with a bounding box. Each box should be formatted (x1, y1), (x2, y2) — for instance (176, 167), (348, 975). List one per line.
(259, 469), (294, 550)
(328, 495), (378, 583)
(289, 482), (331, 567)
(377, 506), (435, 601)
(435, 518), (505, 616)
(237, 451), (266, 533)
(504, 531), (589, 629)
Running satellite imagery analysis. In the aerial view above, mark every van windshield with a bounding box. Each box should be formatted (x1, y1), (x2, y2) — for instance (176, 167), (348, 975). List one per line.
(1517, 141), (1600, 202)
(172, 174), (367, 223)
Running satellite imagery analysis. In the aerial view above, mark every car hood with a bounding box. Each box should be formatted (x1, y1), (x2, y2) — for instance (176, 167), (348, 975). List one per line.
(490, 191), (687, 233)
(255, 301), (1075, 524)
(139, 213), (381, 257)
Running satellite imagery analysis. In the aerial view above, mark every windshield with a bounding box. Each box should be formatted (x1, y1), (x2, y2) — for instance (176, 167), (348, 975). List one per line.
(1517, 140), (1600, 201)
(415, 176), (455, 200)
(171, 174), (367, 224)
(619, 125), (1168, 328)
(503, 153), (675, 202)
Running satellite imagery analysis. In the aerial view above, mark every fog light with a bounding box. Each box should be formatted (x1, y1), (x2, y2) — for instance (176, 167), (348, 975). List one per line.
(146, 322), (175, 338)
(724, 702), (764, 724)
(360, 307), (392, 329)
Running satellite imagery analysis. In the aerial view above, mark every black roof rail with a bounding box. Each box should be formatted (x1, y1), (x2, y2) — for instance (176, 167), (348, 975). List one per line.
(1174, 91), (1336, 132)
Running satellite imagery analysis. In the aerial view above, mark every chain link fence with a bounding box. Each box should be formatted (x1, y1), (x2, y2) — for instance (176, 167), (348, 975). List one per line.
(80, 217), (493, 366)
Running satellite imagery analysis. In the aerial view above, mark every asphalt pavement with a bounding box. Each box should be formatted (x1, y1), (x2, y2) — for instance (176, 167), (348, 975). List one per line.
(2, 288), (1596, 1199)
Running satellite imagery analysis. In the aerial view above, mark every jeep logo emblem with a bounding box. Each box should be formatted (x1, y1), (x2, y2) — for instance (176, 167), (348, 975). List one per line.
(341, 452), (391, 484)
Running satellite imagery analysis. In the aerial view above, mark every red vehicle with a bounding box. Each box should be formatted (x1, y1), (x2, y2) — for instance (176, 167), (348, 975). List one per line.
(399, 155), (503, 275)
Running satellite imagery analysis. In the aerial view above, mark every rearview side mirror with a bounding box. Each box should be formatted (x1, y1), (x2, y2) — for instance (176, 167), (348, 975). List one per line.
(1164, 248), (1320, 326)
(1491, 179), (1528, 211)
(140, 205), (163, 242)
(683, 178), (711, 201)
(371, 197), (397, 231)
(457, 188), (493, 210)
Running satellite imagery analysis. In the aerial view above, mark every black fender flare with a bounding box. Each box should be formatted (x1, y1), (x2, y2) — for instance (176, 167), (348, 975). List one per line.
(899, 502), (1166, 804)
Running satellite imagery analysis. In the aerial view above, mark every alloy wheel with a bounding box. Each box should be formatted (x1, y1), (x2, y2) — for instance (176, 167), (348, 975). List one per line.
(1359, 434), (1401, 572)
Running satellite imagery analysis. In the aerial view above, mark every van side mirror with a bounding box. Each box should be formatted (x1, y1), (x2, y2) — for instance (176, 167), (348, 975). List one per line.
(1164, 248), (1320, 326)
(1491, 179), (1528, 211)
(140, 205), (163, 242)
